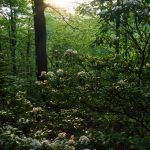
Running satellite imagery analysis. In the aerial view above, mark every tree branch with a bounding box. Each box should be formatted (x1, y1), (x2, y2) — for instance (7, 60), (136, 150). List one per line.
(121, 22), (143, 54)
(45, 4), (79, 30)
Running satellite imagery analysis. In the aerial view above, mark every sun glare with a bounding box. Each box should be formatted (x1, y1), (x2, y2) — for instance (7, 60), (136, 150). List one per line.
(45, 0), (89, 12)
(45, 0), (74, 8)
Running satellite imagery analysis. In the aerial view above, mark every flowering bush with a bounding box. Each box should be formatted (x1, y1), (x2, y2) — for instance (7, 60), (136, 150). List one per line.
(0, 49), (150, 150)
(33, 50), (149, 148)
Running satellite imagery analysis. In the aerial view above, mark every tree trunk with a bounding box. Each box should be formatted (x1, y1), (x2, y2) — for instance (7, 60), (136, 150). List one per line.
(26, 18), (32, 76)
(115, 0), (121, 54)
(32, 0), (48, 80)
(124, 12), (129, 59)
(9, 5), (17, 75)
(27, 19), (31, 58)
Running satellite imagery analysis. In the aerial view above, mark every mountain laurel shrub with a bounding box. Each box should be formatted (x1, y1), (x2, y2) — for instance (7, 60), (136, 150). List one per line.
(0, 50), (150, 150)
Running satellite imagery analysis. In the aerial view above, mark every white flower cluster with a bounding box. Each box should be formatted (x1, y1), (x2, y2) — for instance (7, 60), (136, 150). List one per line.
(64, 49), (78, 57)
(47, 71), (55, 78)
(41, 139), (49, 145)
(29, 139), (50, 150)
(54, 49), (58, 53)
(50, 142), (75, 150)
(112, 6), (122, 12)
(57, 132), (66, 139)
(35, 80), (48, 85)
(30, 139), (41, 150)
(2, 131), (91, 150)
(99, 9), (107, 15)
(117, 80), (127, 85)
(49, 133), (75, 150)
(35, 71), (56, 84)
(18, 118), (29, 124)
(0, 110), (7, 115)
(4, 125), (17, 132)
(32, 107), (43, 112)
(34, 130), (45, 138)
(79, 135), (90, 145)
(123, 0), (140, 5)
(115, 36), (120, 41)
(41, 71), (47, 77)
(40, 71), (56, 78)
(146, 63), (150, 67)
(56, 69), (64, 76)
(15, 91), (33, 107)
(77, 71), (87, 77)
(68, 139), (75, 145)
(15, 91), (26, 101)
(92, 60), (104, 67)
(35, 81), (42, 85)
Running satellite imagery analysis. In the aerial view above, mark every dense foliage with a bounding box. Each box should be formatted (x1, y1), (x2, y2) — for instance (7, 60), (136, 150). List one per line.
(0, 0), (150, 150)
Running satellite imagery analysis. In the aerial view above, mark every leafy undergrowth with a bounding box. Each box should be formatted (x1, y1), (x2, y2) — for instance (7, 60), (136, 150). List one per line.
(0, 50), (150, 150)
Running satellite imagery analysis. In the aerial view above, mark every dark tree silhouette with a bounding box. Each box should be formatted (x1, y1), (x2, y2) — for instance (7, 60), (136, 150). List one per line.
(115, 0), (121, 54)
(32, 0), (48, 80)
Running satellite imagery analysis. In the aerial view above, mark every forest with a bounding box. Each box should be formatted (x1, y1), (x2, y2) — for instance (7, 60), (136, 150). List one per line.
(0, 0), (150, 149)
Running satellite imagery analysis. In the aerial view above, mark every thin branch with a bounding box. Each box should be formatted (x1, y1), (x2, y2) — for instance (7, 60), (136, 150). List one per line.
(133, 8), (143, 39)
(86, 101), (150, 133)
(144, 33), (150, 52)
(121, 22), (143, 54)
(45, 4), (79, 30)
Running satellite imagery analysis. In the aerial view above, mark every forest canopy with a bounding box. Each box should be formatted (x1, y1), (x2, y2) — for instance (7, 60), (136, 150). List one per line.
(0, 0), (150, 150)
